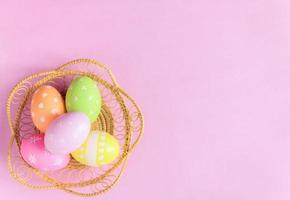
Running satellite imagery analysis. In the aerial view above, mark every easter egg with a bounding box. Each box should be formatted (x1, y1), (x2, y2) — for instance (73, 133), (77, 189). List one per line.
(65, 76), (102, 123)
(45, 112), (91, 154)
(72, 131), (120, 167)
(21, 134), (70, 171)
(31, 85), (65, 133)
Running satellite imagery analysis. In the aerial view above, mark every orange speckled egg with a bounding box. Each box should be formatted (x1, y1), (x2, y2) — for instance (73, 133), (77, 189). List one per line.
(31, 85), (65, 133)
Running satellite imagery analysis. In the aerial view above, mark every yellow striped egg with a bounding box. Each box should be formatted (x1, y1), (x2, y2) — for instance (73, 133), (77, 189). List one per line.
(71, 131), (120, 167)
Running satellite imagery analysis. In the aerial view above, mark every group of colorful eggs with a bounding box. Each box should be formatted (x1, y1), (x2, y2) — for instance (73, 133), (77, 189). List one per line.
(20, 76), (120, 171)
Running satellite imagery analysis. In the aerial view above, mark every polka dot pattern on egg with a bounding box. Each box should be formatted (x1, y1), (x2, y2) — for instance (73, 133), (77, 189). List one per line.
(65, 76), (102, 123)
(31, 85), (65, 133)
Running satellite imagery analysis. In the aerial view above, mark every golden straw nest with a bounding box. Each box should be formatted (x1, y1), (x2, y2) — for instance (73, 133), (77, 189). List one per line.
(6, 59), (144, 196)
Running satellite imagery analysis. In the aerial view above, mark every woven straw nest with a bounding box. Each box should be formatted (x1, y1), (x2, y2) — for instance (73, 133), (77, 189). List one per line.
(6, 59), (144, 196)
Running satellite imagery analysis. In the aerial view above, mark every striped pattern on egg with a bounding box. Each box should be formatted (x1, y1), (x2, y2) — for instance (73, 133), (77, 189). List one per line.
(71, 131), (120, 167)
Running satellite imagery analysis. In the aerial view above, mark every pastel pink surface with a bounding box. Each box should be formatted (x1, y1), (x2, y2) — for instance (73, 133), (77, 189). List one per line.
(45, 112), (91, 154)
(1, 0), (290, 200)
(21, 134), (70, 171)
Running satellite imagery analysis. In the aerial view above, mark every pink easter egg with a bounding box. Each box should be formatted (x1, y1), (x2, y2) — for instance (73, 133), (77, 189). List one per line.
(20, 134), (70, 171)
(45, 112), (91, 154)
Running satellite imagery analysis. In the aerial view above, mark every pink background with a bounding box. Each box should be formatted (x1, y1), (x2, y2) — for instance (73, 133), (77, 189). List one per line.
(1, 0), (290, 199)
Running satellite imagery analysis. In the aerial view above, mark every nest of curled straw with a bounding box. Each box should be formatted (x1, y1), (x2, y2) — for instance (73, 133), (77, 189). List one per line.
(6, 59), (144, 196)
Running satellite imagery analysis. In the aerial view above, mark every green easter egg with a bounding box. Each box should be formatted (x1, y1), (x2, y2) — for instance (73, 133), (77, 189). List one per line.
(66, 76), (102, 122)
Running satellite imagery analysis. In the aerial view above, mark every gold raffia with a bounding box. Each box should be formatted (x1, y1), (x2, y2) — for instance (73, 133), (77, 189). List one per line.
(6, 59), (144, 196)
